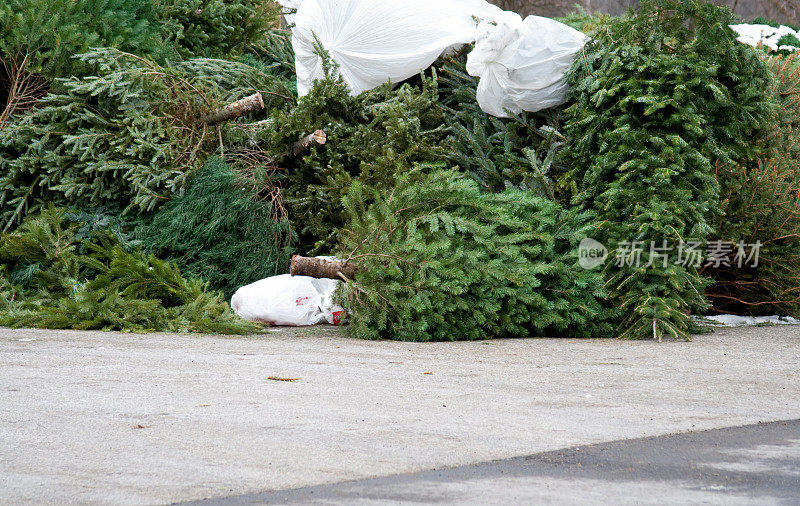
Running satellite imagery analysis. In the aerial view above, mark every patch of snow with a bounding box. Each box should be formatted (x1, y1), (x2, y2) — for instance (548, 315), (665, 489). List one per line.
(701, 314), (800, 327)
(729, 23), (800, 52)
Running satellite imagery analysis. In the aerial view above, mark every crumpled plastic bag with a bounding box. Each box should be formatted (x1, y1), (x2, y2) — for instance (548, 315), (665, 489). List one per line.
(231, 274), (344, 326)
(466, 16), (589, 118)
(291, 0), (515, 96)
(290, 0), (587, 117)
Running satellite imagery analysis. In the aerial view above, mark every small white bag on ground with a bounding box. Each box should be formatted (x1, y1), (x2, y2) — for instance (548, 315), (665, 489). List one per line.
(466, 16), (589, 118)
(291, 0), (515, 96)
(231, 274), (344, 326)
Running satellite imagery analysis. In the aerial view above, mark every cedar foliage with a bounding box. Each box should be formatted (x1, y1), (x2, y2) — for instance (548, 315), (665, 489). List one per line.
(0, 206), (257, 333)
(0, 48), (292, 231)
(564, 0), (774, 339)
(140, 157), (295, 298)
(256, 73), (450, 253)
(336, 169), (616, 341)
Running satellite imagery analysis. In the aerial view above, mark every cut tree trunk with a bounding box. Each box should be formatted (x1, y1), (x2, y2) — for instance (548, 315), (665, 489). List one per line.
(292, 129), (327, 156)
(197, 93), (265, 125)
(290, 255), (358, 280)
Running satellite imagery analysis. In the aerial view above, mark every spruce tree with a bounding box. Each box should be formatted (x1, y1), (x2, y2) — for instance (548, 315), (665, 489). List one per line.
(335, 168), (615, 341)
(710, 54), (800, 315)
(0, 0), (164, 124)
(0, 49), (292, 231)
(563, 0), (774, 339)
(256, 73), (450, 253)
(156, 0), (281, 60)
(435, 51), (567, 198)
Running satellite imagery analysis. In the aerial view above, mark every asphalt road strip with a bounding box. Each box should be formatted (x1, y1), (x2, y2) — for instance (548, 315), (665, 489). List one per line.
(185, 419), (800, 505)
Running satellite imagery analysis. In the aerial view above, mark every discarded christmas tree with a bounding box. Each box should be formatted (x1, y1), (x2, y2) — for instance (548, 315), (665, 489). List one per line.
(435, 50), (567, 199)
(564, 0), (774, 340)
(294, 168), (616, 342)
(140, 157), (295, 298)
(255, 72), (450, 254)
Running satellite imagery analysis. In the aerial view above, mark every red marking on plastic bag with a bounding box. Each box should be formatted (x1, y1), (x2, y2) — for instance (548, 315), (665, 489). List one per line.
(332, 311), (342, 325)
(295, 296), (311, 306)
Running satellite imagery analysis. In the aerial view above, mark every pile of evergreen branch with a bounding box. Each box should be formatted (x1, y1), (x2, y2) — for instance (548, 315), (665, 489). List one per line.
(0, 48), (292, 231)
(0, 206), (257, 333)
(2, 0), (799, 339)
(255, 72), (450, 253)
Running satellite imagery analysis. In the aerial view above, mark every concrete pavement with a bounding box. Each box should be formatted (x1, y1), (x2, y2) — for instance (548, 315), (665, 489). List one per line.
(1, 325), (799, 504)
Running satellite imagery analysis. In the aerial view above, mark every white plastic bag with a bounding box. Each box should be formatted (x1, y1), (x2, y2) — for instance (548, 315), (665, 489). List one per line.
(291, 0), (515, 97)
(466, 16), (589, 118)
(231, 274), (344, 326)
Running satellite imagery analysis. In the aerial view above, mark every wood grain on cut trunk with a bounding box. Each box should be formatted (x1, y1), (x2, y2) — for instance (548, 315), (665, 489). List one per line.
(290, 255), (358, 281)
(292, 129), (327, 156)
(197, 93), (265, 125)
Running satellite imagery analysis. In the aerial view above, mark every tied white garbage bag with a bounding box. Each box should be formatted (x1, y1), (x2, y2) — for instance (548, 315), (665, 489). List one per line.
(231, 274), (344, 326)
(466, 16), (589, 118)
(291, 0), (515, 96)
(290, 1), (587, 117)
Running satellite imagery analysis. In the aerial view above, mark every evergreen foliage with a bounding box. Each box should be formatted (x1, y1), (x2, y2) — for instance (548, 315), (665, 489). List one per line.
(710, 53), (800, 315)
(0, 0), (284, 126)
(0, 0), (162, 83)
(0, 0), (163, 124)
(563, 0), (774, 339)
(248, 29), (297, 85)
(256, 73), (450, 253)
(336, 169), (616, 342)
(555, 7), (609, 34)
(140, 157), (295, 298)
(0, 206), (257, 334)
(156, 0), (281, 60)
(777, 33), (800, 49)
(2, 0), (794, 340)
(0, 48), (292, 231)
(751, 17), (800, 32)
(436, 51), (567, 199)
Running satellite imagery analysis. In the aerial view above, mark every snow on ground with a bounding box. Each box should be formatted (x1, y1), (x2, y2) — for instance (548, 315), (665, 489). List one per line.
(729, 23), (800, 52)
(702, 314), (800, 327)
